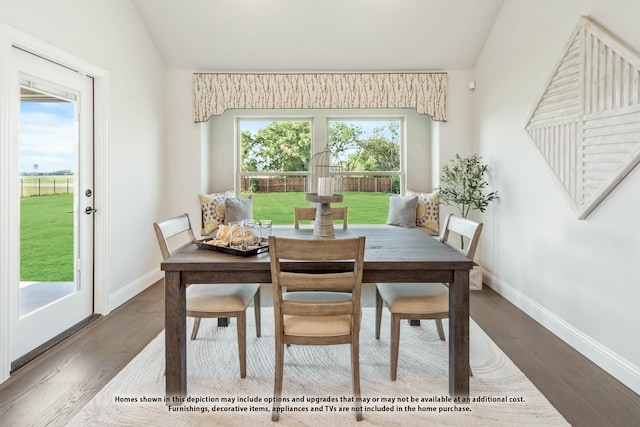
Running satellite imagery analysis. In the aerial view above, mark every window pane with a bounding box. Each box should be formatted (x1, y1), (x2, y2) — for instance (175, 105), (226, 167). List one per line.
(328, 119), (401, 172)
(240, 120), (311, 172)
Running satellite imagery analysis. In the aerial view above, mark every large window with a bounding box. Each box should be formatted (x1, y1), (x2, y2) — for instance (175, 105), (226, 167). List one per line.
(237, 116), (405, 224)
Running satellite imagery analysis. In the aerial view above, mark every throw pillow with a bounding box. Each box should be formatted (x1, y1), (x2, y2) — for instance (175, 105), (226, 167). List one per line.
(225, 196), (253, 223)
(198, 190), (234, 235)
(386, 194), (418, 228)
(407, 189), (440, 233)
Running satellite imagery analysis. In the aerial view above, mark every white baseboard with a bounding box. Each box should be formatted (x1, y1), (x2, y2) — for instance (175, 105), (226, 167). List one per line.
(108, 268), (163, 312)
(483, 270), (640, 396)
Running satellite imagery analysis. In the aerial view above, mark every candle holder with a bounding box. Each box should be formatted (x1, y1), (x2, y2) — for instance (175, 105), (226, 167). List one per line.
(304, 193), (343, 239)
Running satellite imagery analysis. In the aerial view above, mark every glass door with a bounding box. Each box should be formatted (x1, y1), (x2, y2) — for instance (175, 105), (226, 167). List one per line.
(10, 48), (94, 363)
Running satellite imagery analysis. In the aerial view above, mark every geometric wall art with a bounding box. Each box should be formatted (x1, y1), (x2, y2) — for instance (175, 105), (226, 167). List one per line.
(526, 16), (640, 219)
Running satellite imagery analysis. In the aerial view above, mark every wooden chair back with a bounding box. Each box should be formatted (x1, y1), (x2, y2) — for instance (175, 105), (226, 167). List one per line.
(269, 235), (365, 327)
(153, 213), (195, 260)
(439, 213), (483, 260)
(293, 206), (348, 229)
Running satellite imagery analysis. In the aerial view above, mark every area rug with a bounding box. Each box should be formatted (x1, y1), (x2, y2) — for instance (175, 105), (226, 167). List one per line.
(68, 309), (568, 426)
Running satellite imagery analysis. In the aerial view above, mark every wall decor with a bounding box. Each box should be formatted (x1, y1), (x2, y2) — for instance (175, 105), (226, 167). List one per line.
(526, 16), (640, 219)
(193, 72), (447, 122)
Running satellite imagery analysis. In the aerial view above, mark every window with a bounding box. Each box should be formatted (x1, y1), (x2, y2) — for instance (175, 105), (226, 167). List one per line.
(328, 118), (402, 194)
(239, 119), (311, 192)
(237, 114), (406, 224)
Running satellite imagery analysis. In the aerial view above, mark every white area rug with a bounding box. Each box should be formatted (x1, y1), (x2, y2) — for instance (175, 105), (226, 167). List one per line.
(69, 309), (568, 426)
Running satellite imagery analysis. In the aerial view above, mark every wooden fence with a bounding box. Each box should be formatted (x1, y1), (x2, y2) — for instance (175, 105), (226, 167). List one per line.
(241, 176), (393, 193)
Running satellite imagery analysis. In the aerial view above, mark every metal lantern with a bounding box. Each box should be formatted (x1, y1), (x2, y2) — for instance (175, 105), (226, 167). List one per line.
(310, 144), (343, 195)
(305, 145), (344, 239)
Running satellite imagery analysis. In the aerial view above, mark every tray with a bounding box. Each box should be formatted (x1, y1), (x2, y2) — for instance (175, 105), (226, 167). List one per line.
(194, 239), (269, 257)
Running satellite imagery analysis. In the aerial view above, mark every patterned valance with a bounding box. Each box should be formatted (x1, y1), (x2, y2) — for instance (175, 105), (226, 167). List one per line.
(193, 72), (447, 122)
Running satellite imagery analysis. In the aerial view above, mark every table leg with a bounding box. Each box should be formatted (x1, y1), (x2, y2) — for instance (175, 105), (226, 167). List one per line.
(449, 269), (470, 397)
(165, 271), (186, 404)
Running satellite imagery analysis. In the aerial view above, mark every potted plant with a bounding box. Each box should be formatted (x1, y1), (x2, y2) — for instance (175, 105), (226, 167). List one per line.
(437, 153), (498, 289)
(438, 153), (498, 219)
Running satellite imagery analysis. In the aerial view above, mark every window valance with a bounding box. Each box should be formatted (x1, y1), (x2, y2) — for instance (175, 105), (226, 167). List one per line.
(193, 72), (447, 122)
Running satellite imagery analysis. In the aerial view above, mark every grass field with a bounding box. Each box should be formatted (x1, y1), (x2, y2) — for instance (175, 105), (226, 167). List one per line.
(20, 191), (391, 280)
(21, 193), (74, 281)
(246, 191), (390, 224)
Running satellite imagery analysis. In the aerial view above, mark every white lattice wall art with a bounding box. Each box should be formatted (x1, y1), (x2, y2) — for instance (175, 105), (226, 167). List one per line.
(526, 16), (640, 219)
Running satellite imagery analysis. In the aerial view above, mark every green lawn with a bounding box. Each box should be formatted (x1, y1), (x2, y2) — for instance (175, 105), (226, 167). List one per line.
(246, 191), (390, 224)
(21, 193), (74, 281)
(19, 191), (391, 280)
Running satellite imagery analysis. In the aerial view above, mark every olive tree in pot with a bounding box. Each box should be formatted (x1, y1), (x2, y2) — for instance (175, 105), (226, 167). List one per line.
(437, 153), (498, 289)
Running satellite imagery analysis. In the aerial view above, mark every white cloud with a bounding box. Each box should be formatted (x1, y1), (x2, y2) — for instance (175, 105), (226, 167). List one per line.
(20, 102), (77, 173)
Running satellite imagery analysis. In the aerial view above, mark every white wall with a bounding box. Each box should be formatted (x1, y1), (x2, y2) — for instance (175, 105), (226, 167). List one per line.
(473, 0), (640, 393)
(0, 0), (166, 309)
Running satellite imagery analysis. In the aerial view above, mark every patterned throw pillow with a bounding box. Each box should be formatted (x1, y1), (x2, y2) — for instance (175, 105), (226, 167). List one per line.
(407, 190), (439, 233)
(198, 190), (234, 235)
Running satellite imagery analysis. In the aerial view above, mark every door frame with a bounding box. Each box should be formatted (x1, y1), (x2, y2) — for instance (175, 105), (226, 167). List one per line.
(0, 24), (111, 384)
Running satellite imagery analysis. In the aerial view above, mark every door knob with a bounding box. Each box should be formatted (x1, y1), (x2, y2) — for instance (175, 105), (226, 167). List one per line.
(85, 207), (97, 215)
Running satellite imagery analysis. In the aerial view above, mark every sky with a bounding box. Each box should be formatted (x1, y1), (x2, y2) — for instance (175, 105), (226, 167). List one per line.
(240, 118), (398, 139)
(18, 111), (394, 174)
(20, 100), (76, 174)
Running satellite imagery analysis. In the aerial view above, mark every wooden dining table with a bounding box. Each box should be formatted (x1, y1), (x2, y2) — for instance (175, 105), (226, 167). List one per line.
(161, 225), (475, 403)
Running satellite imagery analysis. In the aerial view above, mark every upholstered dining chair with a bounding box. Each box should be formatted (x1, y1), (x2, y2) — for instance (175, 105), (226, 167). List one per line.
(375, 213), (483, 381)
(269, 235), (366, 421)
(153, 213), (261, 378)
(293, 206), (348, 229)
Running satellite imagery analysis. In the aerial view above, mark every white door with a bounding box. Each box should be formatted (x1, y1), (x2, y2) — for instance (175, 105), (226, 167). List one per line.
(9, 48), (95, 362)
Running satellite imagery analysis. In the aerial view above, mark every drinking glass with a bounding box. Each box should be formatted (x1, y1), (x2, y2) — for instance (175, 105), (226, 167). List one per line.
(259, 220), (272, 243)
(243, 219), (260, 249)
(227, 221), (244, 249)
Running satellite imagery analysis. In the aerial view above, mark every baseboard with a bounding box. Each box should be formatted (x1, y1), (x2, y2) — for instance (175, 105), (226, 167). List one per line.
(108, 268), (163, 312)
(483, 269), (640, 396)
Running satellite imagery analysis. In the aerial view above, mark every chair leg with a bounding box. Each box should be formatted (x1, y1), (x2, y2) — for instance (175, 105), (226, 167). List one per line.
(351, 339), (363, 421)
(254, 288), (261, 338)
(390, 313), (400, 381)
(375, 287), (383, 339)
(272, 340), (284, 421)
(237, 312), (247, 378)
(190, 317), (201, 340)
(435, 318), (445, 341)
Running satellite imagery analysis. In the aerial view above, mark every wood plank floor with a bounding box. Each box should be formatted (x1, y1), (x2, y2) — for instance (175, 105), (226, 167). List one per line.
(0, 281), (638, 426)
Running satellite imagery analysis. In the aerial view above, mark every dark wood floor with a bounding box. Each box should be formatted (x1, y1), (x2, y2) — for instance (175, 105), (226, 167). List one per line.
(0, 281), (638, 426)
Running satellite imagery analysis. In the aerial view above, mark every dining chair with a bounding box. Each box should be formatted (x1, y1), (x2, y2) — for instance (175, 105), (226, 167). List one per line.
(374, 213), (482, 380)
(269, 235), (366, 421)
(293, 206), (348, 229)
(153, 213), (261, 378)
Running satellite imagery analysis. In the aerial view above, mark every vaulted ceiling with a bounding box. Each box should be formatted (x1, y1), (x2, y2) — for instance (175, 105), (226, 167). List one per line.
(132, 0), (505, 71)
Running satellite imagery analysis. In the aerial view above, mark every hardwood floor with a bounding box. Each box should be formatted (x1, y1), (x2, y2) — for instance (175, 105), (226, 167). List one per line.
(0, 281), (638, 426)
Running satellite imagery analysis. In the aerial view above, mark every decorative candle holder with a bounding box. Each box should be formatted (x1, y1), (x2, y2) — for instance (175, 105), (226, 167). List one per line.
(304, 193), (343, 239)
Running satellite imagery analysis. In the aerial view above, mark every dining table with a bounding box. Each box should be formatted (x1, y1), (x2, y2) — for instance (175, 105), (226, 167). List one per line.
(161, 225), (475, 404)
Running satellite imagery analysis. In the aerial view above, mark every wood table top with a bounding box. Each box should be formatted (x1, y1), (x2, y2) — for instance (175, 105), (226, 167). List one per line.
(161, 225), (474, 273)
